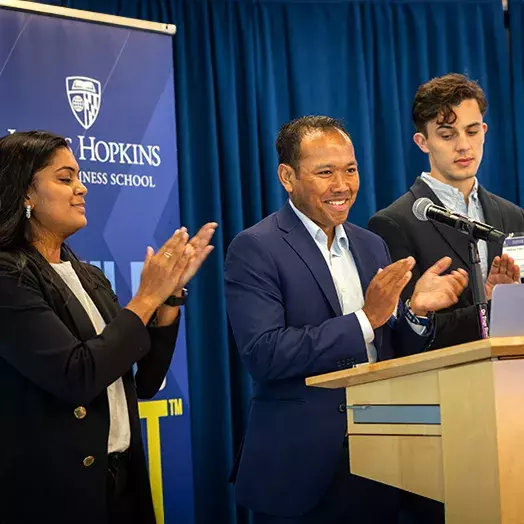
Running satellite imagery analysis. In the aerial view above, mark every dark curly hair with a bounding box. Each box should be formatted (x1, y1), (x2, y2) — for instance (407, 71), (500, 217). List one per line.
(412, 73), (488, 136)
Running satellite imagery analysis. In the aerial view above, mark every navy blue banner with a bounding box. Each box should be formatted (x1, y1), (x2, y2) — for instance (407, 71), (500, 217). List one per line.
(0, 6), (193, 523)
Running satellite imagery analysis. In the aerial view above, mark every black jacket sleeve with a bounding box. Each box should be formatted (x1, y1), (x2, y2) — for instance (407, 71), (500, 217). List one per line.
(0, 263), (153, 405)
(87, 264), (180, 400)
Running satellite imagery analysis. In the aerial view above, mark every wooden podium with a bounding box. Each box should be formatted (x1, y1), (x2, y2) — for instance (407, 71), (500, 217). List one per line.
(306, 337), (524, 524)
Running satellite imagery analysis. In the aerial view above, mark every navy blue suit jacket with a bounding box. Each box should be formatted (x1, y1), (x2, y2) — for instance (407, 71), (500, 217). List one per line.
(224, 203), (431, 517)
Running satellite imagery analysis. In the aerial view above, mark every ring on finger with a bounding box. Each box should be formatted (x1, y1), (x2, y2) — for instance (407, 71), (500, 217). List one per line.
(164, 252), (173, 259)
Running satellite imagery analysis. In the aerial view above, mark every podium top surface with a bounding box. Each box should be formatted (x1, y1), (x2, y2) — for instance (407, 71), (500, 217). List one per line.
(306, 336), (524, 389)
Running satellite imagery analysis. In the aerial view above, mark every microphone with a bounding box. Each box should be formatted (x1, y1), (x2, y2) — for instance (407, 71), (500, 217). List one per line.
(412, 197), (506, 244)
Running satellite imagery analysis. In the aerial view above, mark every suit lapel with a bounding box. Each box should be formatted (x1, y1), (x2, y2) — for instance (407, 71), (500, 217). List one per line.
(43, 263), (97, 342)
(344, 223), (384, 352)
(410, 177), (471, 269)
(344, 223), (374, 295)
(277, 203), (342, 316)
(38, 249), (118, 340)
(478, 187), (504, 268)
(77, 267), (120, 325)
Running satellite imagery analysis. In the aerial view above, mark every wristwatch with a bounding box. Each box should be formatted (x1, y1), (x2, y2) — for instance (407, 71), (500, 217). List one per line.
(164, 288), (188, 307)
(405, 299), (434, 327)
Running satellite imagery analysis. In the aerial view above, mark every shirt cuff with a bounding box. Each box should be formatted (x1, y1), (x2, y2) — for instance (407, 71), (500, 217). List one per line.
(407, 317), (429, 336)
(355, 309), (375, 344)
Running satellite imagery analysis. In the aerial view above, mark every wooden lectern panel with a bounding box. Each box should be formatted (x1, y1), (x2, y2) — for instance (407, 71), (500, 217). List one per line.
(349, 435), (444, 502)
(306, 338), (524, 523)
(439, 359), (524, 524)
(345, 370), (441, 436)
(345, 369), (440, 405)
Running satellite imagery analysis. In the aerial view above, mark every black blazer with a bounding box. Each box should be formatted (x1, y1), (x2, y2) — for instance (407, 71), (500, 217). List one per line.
(0, 250), (180, 524)
(368, 176), (524, 349)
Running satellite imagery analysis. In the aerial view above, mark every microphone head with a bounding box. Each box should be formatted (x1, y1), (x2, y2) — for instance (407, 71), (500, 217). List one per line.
(412, 197), (433, 222)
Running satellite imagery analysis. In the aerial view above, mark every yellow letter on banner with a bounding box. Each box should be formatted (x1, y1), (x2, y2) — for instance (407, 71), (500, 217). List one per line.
(139, 400), (168, 524)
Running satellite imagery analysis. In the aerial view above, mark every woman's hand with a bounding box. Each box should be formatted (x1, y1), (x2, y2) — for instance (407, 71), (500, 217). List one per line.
(125, 223), (217, 325)
(126, 228), (192, 324)
(175, 222), (218, 292)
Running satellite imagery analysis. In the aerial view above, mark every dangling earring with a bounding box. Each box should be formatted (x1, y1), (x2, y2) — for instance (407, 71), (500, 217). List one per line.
(25, 205), (31, 219)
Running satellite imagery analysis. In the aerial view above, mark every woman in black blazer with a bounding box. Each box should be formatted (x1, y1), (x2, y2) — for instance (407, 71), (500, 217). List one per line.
(0, 131), (217, 524)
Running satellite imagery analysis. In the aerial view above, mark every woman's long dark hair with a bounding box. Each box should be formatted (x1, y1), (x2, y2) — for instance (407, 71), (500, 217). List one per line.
(0, 131), (89, 282)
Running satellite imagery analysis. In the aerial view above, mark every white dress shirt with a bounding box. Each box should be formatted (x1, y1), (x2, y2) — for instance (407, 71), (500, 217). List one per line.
(290, 201), (377, 362)
(289, 201), (426, 363)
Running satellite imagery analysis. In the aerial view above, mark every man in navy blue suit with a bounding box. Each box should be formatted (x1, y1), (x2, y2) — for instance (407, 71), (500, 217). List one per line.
(224, 116), (468, 524)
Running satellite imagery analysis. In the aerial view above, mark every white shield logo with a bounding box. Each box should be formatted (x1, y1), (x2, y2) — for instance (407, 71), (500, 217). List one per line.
(66, 76), (102, 130)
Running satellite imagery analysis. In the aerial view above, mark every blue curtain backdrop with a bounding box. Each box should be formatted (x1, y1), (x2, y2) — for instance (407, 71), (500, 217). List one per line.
(34, 0), (516, 522)
(509, 0), (524, 205)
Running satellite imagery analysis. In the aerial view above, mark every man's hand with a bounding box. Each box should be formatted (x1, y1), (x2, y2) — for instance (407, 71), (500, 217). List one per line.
(362, 257), (415, 329)
(410, 257), (468, 316)
(485, 254), (520, 301)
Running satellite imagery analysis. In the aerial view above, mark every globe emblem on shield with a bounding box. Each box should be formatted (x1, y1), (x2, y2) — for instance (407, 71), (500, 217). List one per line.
(66, 76), (101, 130)
(71, 95), (85, 113)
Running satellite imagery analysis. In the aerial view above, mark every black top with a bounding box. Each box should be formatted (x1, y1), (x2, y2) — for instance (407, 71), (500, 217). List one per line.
(0, 249), (180, 524)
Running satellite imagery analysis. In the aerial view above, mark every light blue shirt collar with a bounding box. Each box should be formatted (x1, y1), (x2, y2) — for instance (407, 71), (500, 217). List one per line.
(288, 199), (349, 254)
(420, 172), (480, 207)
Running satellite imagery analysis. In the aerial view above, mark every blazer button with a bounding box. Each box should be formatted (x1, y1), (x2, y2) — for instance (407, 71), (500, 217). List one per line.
(83, 456), (95, 467)
(74, 406), (87, 419)
(338, 402), (346, 413)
